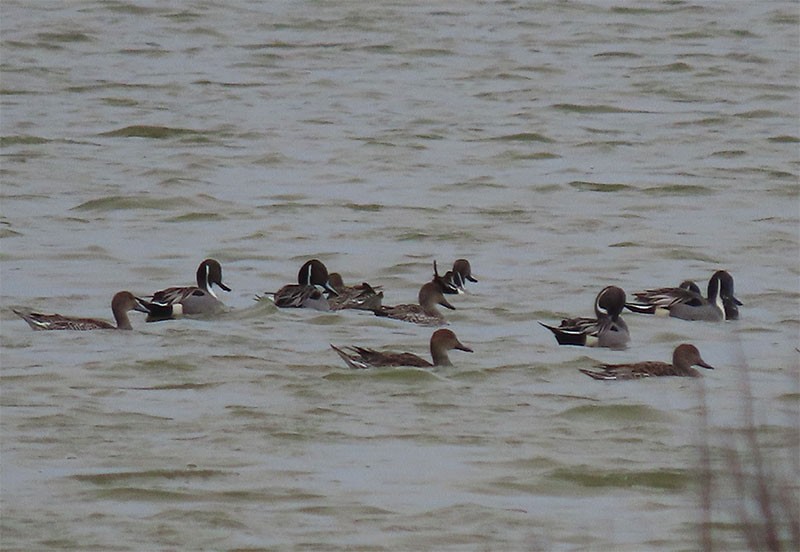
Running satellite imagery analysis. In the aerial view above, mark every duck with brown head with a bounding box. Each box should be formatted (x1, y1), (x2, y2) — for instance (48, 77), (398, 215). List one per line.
(331, 329), (473, 369)
(579, 344), (714, 380)
(14, 291), (150, 331)
(371, 280), (455, 326)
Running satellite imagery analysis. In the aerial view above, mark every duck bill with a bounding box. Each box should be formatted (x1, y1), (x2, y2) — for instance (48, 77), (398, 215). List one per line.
(438, 278), (461, 295)
(134, 297), (152, 314)
(216, 281), (232, 292)
(456, 342), (473, 353)
(323, 281), (339, 296)
(439, 297), (456, 310)
(466, 275), (478, 283)
(698, 360), (715, 370)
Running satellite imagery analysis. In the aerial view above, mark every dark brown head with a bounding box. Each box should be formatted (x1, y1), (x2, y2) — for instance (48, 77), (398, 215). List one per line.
(453, 259), (477, 283)
(594, 285), (626, 319)
(432, 260), (461, 294)
(712, 270), (742, 320)
(327, 272), (345, 293)
(198, 259), (231, 294)
(298, 259), (338, 295)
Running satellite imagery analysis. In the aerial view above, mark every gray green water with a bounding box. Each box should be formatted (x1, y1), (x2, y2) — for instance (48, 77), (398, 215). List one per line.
(2, 1), (798, 550)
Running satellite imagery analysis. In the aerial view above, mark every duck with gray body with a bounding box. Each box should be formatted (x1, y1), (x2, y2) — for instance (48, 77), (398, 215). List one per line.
(625, 270), (742, 321)
(539, 285), (631, 349)
(14, 291), (149, 331)
(262, 259), (339, 310)
(579, 344), (714, 380)
(143, 258), (231, 321)
(331, 329), (473, 368)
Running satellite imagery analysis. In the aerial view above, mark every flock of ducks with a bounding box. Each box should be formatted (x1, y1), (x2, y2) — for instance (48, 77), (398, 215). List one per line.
(12, 258), (741, 381)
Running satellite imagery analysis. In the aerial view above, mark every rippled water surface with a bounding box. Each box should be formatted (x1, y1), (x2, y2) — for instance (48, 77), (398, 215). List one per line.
(2, 1), (799, 550)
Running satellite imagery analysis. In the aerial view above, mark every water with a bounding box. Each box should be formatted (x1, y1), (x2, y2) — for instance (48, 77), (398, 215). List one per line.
(1, 1), (798, 550)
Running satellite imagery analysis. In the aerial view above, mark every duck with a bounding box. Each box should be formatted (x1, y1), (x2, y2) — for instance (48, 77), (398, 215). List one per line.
(261, 259), (338, 310)
(326, 272), (384, 311)
(435, 259), (478, 294)
(331, 329), (473, 368)
(539, 285), (630, 349)
(371, 280), (455, 326)
(579, 343), (714, 380)
(13, 291), (149, 331)
(625, 270), (742, 321)
(143, 258), (231, 321)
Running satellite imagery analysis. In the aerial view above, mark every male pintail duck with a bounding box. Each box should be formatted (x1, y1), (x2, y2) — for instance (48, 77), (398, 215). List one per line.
(326, 272), (384, 311)
(625, 270), (742, 321)
(435, 259), (478, 294)
(539, 285), (630, 349)
(371, 281), (455, 326)
(331, 329), (473, 369)
(144, 258), (231, 321)
(13, 291), (149, 331)
(579, 343), (714, 380)
(261, 259), (339, 310)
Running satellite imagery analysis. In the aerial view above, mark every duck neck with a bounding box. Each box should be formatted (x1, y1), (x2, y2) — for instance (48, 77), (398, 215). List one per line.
(430, 346), (451, 367)
(113, 310), (133, 330)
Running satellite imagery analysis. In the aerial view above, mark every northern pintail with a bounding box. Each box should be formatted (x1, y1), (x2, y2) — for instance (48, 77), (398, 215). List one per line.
(331, 329), (473, 369)
(435, 259), (478, 294)
(263, 259), (339, 310)
(144, 258), (231, 321)
(13, 291), (149, 331)
(625, 270), (742, 321)
(539, 285), (630, 349)
(371, 280), (455, 326)
(326, 272), (384, 311)
(579, 343), (714, 380)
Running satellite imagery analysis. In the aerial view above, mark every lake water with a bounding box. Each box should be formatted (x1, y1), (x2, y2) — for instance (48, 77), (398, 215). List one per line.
(1, 1), (798, 550)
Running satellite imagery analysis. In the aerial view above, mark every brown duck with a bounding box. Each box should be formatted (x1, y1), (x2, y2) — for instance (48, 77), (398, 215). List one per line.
(331, 329), (473, 368)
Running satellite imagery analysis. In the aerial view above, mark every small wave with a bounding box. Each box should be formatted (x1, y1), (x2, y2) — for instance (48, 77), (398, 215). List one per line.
(552, 103), (649, 114)
(99, 125), (203, 139)
(568, 181), (634, 192)
(71, 195), (190, 211)
(547, 466), (690, 490)
(558, 403), (670, 422)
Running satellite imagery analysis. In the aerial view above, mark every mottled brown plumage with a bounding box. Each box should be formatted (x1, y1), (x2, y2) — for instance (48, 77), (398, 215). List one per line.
(14, 291), (149, 331)
(579, 344), (714, 380)
(371, 281), (455, 326)
(331, 329), (473, 368)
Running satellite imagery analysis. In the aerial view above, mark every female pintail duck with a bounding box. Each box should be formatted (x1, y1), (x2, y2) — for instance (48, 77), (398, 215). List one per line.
(262, 259), (339, 310)
(13, 291), (149, 331)
(579, 343), (714, 380)
(331, 329), (473, 369)
(539, 286), (630, 349)
(326, 272), (384, 311)
(625, 270), (742, 321)
(434, 259), (478, 294)
(144, 258), (231, 321)
(371, 281), (455, 326)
